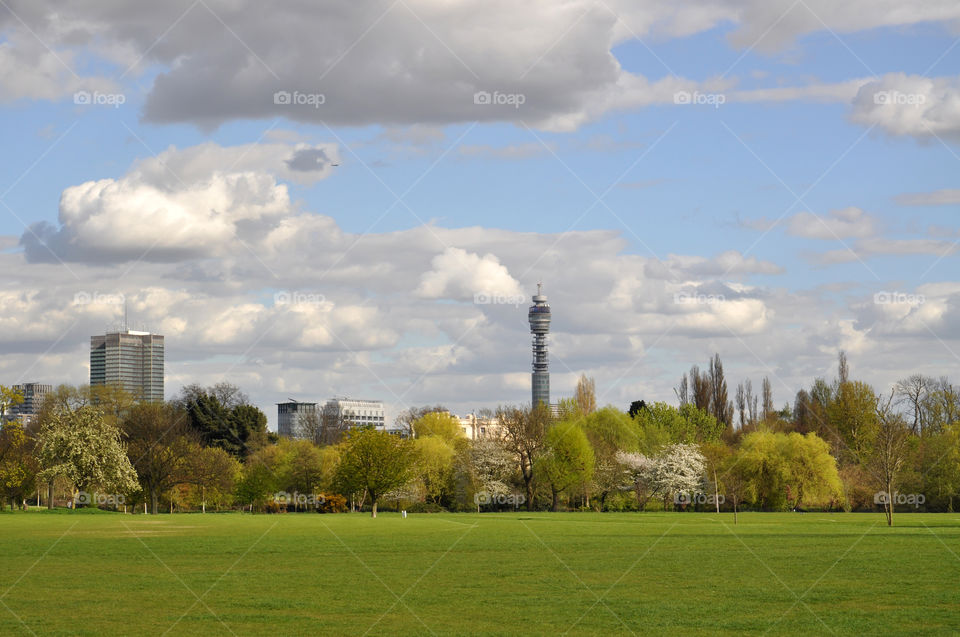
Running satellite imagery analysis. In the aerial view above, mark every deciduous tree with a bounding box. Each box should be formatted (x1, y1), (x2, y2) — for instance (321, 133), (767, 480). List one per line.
(895, 374), (932, 435)
(282, 439), (325, 507)
(580, 407), (638, 508)
(464, 437), (514, 510)
(393, 405), (447, 437)
(412, 412), (463, 441)
(0, 421), (36, 510)
(335, 428), (414, 517)
(413, 435), (457, 505)
(708, 354), (733, 427)
(36, 405), (138, 508)
(123, 403), (196, 514)
(653, 443), (705, 508)
(536, 423), (594, 511)
(498, 404), (550, 510)
(868, 400), (911, 526)
(575, 374), (597, 416)
(0, 385), (24, 421)
(185, 445), (240, 512)
(761, 377), (774, 423)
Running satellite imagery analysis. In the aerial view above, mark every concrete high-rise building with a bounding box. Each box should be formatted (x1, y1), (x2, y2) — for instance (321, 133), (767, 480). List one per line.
(7, 383), (51, 424)
(90, 331), (164, 402)
(277, 400), (318, 438)
(528, 283), (551, 407)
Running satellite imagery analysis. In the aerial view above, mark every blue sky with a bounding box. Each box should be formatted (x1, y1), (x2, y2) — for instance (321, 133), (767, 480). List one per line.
(1, 1), (959, 429)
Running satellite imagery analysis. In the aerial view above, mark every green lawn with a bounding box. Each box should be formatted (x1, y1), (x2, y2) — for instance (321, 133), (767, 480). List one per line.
(0, 510), (957, 635)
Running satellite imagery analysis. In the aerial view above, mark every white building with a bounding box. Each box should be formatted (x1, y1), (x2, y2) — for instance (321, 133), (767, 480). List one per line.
(323, 398), (385, 429)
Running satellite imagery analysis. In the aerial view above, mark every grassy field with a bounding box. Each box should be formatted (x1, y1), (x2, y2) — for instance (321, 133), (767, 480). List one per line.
(0, 510), (958, 636)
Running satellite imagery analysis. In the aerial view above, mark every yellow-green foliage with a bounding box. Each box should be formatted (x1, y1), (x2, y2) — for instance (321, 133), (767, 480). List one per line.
(412, 412), (463, 441)
(737, 431), (843, 510)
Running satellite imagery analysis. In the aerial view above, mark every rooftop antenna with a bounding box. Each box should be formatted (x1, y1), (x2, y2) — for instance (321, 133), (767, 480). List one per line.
(124, 298), (128, 332)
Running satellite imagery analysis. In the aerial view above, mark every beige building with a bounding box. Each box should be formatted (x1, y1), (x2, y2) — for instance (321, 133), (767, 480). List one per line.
(454, 413), (503, 440)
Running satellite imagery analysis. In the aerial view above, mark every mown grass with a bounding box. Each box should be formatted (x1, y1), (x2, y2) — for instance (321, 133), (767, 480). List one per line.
(0, 511), (957, 635)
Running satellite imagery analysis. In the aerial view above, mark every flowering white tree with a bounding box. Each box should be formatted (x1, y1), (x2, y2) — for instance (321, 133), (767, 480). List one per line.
(468, 437), (515, 509)
(36, 405), (139, 507)
(617, 451), (657, 509)
(654, 443), (705, 502)
(617, 443), (706, 510)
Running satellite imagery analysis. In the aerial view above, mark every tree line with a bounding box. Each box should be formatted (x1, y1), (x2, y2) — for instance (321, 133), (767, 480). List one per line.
(0, 353), (957, 525)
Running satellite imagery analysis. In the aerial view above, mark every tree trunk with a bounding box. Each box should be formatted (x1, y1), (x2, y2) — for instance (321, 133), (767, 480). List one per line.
(886, 479), (894, 527)
(47, 481), (54, 510)
(714, 470), (720, 514)
(733, 498), (738, 525)
(524, 478), (534, 512)
(151, 487), (159, 515)
(551, 488), (559, 512)
(371, 500), (378, 518)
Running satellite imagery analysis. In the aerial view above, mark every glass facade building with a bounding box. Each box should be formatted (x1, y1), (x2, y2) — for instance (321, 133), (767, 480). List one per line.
(277, 401), (318, 438)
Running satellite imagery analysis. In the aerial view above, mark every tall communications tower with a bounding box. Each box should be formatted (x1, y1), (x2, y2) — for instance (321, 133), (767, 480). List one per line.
(528, 282), (551, 407)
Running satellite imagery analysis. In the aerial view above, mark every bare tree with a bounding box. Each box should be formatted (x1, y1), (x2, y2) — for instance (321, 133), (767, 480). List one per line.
(674, 373), (689, 406)
(177, 382), (248, 411)
(296, 410), (322, 446)
(761, 376), (774, 423)
(894, 374), (931, 435)
(708, 354), (733, 427)
(574, 374), (597, 415)
(745, 379), (758, 426)
(690, 365), (711, 413)
(930, 377), (960, 433)
(838, 350), (849, 386)
(393, 405), (447, 437)
(868, 395), (911, 527)
(211, 382), (249, 408)
(721, 456), (748, 525)
(322, 405), (352, 444)
(735, 383), (746, 429)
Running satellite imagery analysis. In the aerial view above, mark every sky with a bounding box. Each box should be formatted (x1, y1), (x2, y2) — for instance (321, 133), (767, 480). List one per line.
(1, 0), (959, 432)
